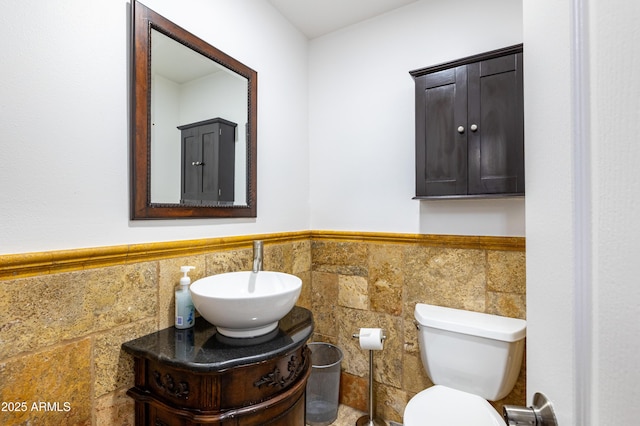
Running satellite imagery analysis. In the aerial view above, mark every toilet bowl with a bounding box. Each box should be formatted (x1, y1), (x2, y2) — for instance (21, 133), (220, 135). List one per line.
(404, 385), (505, 426)
(403, 303), (526, 426)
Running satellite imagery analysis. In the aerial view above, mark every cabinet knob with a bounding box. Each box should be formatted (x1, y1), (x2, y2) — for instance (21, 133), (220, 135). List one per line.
(457, 126), (465, 134)
(191, 161), (203, 166)
(470, 124), (478, 132)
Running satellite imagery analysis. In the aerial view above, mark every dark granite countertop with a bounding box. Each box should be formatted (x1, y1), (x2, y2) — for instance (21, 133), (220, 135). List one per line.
(122, 306), (313, 372)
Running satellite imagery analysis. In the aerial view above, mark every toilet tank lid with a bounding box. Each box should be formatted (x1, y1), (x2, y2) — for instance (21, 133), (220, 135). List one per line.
(415, 304), (526, 342)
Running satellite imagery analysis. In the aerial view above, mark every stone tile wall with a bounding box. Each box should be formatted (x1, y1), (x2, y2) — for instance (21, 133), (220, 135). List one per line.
(0, 239), (311, 426)
(310, 238), (526, 423)
(0, 232), (524, 425)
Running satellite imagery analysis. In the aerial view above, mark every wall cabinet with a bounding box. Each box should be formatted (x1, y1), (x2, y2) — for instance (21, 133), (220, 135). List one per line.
(410, 44), (524, 198)
(179, 118), (237, 205)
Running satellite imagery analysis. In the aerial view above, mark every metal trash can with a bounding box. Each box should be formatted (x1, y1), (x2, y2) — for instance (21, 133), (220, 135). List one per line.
(306, 342), (343, 426)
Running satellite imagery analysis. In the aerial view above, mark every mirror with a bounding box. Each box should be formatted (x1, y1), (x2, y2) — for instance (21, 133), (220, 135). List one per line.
(131, 1), (257, 219)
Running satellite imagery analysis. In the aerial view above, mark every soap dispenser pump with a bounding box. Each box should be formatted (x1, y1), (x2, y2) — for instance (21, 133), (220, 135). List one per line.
(175, 266), (195, 329)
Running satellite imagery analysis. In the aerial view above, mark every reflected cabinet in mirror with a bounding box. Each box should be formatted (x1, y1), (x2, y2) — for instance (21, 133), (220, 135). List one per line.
(131, 1), (257, 219)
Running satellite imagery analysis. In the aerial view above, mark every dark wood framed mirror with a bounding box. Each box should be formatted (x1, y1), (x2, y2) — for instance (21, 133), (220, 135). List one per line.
(131, 1), (257, 219)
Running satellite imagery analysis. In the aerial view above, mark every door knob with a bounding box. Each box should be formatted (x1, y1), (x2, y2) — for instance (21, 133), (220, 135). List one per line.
(503, 393), (558, 426)
(457, 125), (465, 134)
(470, 124), (478, 132)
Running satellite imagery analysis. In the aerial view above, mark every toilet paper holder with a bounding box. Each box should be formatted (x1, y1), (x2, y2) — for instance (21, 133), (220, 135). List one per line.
(351, 330), (387, 342)
(352, 329), (387, 426)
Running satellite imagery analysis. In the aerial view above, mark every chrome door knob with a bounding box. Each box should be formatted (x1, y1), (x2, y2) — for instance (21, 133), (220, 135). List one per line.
(470, 124), (478, 131)
(503, 406), (537, 425)
(503, 393), (558, 426)
(457, 125), (465, 133)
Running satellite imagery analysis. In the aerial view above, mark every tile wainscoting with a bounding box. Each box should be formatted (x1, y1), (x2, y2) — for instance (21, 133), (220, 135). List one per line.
(0, 231), (525, 425)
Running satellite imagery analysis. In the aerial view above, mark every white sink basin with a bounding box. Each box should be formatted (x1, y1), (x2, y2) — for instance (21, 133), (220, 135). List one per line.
(190, 271), (302, 338)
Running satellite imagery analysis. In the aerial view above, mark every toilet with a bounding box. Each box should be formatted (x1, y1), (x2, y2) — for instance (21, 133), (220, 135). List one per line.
(404, 303), (526, 426)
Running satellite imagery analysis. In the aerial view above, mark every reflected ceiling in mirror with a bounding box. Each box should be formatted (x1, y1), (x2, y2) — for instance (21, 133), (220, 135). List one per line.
(131, 1), (257, 219)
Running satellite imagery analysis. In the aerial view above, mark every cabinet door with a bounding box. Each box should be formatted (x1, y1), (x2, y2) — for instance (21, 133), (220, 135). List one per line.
(467, 53), (524, 194)
(181, 127), (202, 204)
(415, 66), (468, 196)
(217, 123), (235, 204)
(200, 122), (221, 203)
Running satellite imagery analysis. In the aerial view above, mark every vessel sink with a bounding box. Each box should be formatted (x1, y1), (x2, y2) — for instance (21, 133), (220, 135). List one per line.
(190, 271), (302, 338)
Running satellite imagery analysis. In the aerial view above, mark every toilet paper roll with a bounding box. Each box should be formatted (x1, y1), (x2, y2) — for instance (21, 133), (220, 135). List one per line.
(358, 328), (385, 350)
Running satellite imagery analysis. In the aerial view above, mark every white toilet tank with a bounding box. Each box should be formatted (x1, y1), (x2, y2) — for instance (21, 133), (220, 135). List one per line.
(415, 303), (526, 401)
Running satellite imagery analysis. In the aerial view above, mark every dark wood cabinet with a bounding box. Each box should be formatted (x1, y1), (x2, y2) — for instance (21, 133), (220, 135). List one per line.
(179, 118), (237, 205)
(122, 307), (314, 426)
(410, 44), (524, 198)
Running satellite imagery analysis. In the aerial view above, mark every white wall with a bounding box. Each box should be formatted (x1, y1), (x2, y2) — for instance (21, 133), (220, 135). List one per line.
(308, 0), (524, 236)
(151, 74), (181, 203)
(0, 0), (526, 256)
(0, 0), (310, 254)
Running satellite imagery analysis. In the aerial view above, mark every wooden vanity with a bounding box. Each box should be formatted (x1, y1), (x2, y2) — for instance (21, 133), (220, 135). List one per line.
(122, 307), (313, 426)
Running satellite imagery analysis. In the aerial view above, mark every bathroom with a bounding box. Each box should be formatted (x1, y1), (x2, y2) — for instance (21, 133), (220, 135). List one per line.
(0, 0), (638, 425)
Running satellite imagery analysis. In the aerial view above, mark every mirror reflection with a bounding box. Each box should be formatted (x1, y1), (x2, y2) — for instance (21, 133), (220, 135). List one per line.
(150, 29), (247, 206)
(131, 1), (257, 219)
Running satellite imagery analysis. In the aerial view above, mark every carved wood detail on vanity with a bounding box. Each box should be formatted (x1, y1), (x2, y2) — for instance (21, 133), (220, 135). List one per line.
(254, 351), (307, 390)
(152, 370), (190, 400)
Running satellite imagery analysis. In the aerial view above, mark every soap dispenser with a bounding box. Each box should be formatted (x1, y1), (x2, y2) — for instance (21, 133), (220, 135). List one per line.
(175, 266), (195, 329)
